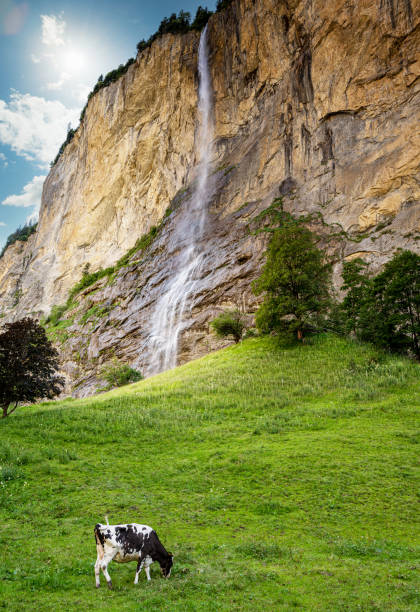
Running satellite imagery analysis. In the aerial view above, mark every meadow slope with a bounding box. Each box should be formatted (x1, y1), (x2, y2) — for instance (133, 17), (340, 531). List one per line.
(0, 336), (419, 611)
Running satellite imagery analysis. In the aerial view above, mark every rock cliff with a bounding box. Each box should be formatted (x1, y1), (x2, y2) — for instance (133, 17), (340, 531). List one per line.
(0, 0), (419, 395)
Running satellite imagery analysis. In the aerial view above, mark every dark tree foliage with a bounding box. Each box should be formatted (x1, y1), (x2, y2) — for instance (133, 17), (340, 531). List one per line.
(253, 209), (332, 341)
(216, 0), (234, 11)
(137, 7), (212, 54)
(157, 11), (192, 35)
(191, 6), (213, 30)
(0, 223), (38, 259)
(0, 318), (64, 418)
(211, 310), (245, 343)
(341, 251), (420, 359)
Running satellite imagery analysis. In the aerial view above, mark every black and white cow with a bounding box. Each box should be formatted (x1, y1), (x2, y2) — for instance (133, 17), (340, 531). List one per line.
(94, 522), (173, 588)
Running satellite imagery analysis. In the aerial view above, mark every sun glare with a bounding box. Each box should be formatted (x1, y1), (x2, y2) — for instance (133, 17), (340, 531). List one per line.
(60, 47), (85, 74)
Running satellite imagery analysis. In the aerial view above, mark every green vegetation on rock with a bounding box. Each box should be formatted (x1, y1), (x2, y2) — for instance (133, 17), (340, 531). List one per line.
(0, 335), (418, 609)
(0, 223), (37, 259)
(43, 224), (160, 331)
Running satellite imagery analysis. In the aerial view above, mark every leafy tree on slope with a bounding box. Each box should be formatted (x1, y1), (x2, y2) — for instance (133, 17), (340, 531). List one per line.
(341, 250), (420, 358)
(0, 318), (64, 418)
(253, 214), (332, 341)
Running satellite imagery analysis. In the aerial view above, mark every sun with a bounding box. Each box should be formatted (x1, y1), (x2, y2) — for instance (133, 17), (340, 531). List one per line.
(60, 47), (85, 75)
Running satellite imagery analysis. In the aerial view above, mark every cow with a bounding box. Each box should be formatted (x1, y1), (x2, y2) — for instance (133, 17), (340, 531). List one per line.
(94, 521), (173, 589)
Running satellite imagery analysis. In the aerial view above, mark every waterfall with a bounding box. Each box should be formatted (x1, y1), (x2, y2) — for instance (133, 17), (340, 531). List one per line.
(147, 25), (214, 376)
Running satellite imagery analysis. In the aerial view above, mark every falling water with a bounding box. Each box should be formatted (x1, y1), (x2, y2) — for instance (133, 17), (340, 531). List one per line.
(147, 25), (214, 375)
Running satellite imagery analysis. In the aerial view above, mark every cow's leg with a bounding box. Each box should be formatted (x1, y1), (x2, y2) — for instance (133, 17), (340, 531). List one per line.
(100, 551), (116, 589)
(94, 555), (101, 588)
(95, 542), (104, 588)
(134, 553), (146, 585)
(145, 565), (151, 582)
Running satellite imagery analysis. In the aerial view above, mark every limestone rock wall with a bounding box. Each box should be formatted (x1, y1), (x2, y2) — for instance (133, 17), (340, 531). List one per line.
(0, 0), (419, 395)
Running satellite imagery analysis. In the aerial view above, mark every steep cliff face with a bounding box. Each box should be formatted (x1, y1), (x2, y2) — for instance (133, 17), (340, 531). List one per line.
(1, 32), (200, 317)
(0, 0), (419, 395)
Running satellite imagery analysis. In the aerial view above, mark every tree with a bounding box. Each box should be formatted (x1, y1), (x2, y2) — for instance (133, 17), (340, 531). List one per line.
(253, 214), (332, 340)
(210, 310), (245, 343)
(0, 318), (64, 418)
(341, 258), (371, 335)
(341, 250), (420, 358)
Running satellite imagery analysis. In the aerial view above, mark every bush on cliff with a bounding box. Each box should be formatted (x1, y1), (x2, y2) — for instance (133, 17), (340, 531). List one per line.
(211, 310), (246, 343)
(99, 359), (143, 390)
(0, 222), (37, 259)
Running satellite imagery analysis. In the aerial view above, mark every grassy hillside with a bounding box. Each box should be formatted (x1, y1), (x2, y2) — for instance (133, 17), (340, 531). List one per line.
(0, 335), (419, 611)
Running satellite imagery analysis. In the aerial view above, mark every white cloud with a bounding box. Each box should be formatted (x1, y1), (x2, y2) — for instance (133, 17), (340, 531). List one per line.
(46, 78), (65, 91)
(31, 53), (41, 63)
(41, 14), (66, 46)
(0, 222), (6, 227)
(0, 152), (7, 167)
(46, 72), (71, 91)
(0, 91), (79, 167)
(2, 175), (46, 211)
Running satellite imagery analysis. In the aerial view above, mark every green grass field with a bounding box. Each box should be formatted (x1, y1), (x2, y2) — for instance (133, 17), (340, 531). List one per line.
(0, 335), (419, 611)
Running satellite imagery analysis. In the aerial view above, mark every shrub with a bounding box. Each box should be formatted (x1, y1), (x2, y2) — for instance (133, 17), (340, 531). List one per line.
(100, 360), (143, 389)
(211, 310), (245, 343)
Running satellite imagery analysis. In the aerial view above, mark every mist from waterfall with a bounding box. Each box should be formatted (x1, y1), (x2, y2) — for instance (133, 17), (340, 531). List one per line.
(147, 25), (214, 376)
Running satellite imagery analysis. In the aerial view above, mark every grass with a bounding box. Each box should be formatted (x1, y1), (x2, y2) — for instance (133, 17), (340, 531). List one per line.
(0, 335), (419, 610)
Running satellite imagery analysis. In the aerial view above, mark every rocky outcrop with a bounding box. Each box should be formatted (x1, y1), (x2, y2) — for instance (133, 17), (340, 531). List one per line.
(0, 0), (419, 395)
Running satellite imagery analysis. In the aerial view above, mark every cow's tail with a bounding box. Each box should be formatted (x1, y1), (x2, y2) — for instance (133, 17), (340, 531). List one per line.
(94, 524), (105, 559)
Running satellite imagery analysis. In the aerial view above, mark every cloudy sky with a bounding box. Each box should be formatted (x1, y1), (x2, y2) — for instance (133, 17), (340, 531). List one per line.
(0, 0), (216, 249)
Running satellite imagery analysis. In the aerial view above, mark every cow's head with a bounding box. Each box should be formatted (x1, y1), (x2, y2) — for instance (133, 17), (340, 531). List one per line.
(161, 553), (174, 578)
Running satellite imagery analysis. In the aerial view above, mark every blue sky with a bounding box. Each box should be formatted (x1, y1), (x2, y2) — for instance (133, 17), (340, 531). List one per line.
(0, 0), (217, 249)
